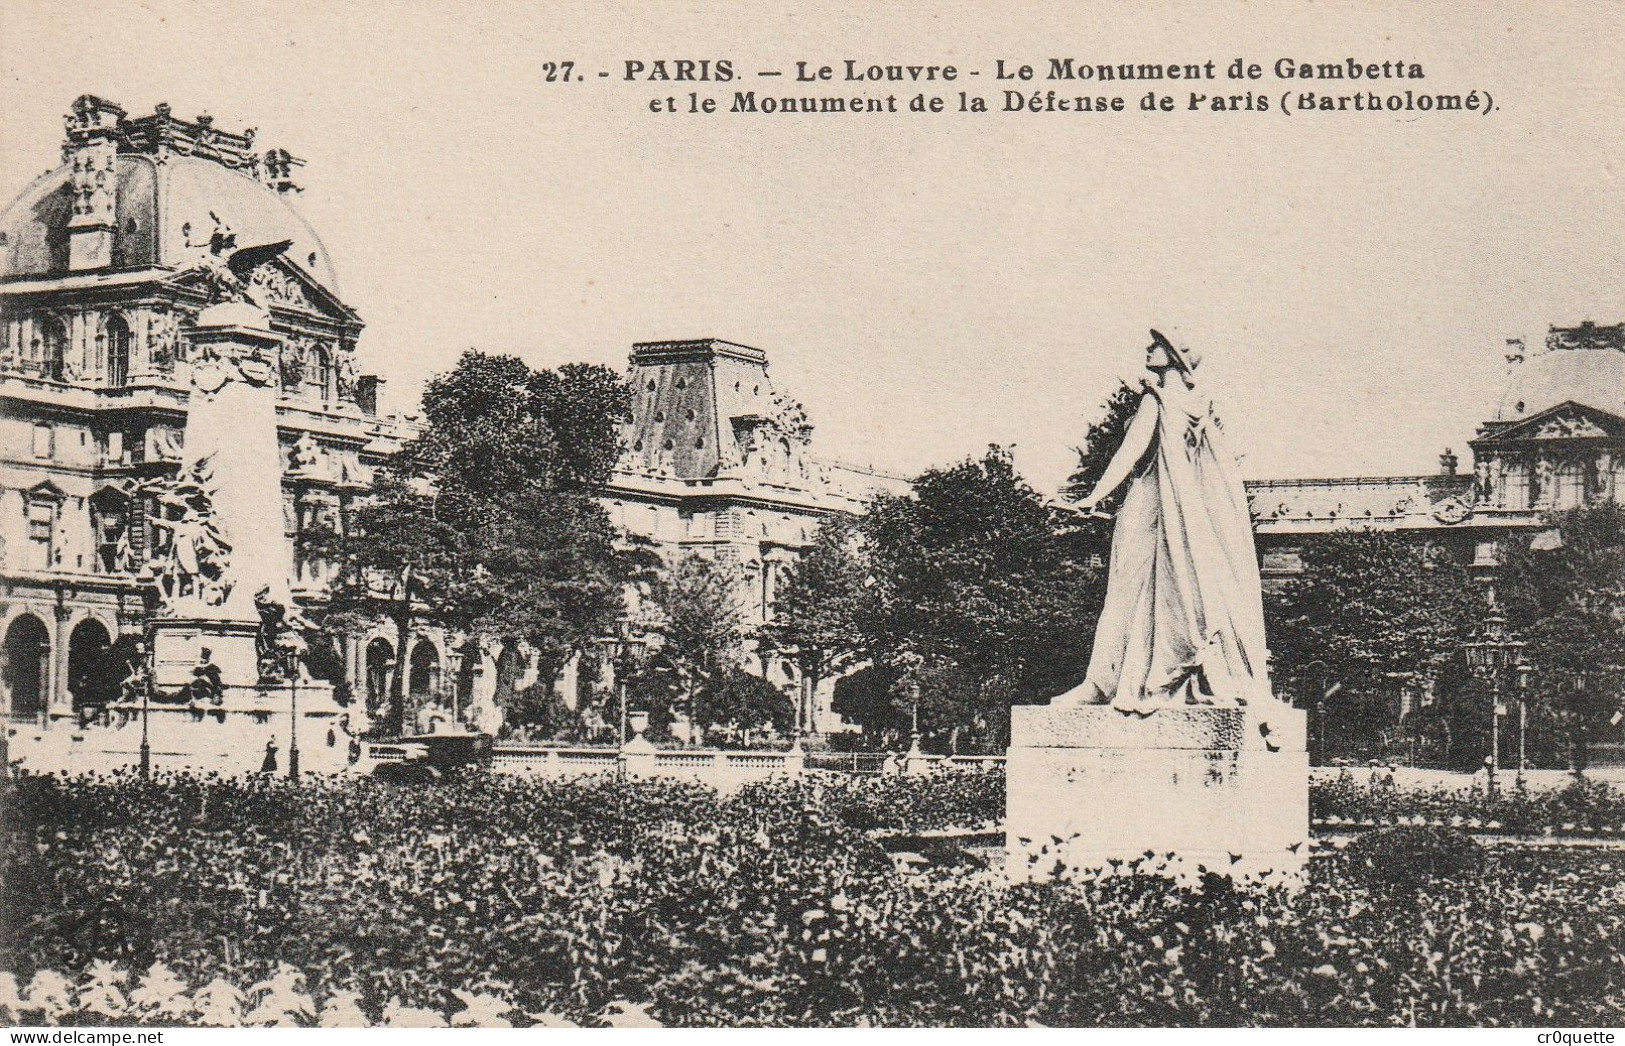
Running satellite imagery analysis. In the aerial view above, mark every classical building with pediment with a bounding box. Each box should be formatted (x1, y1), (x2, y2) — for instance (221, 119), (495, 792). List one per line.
(1246, 321), (1625, 583)
(0, 97), (414, 726)
(1245, 320), (1625, 762)
(0, 98), (904, 739)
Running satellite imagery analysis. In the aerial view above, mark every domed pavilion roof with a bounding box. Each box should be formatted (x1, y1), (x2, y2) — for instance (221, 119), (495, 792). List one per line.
(1494, 323), (1625, 423)
(0, 99), (337, 294)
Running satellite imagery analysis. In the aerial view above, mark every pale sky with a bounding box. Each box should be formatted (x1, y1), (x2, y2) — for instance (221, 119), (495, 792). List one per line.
(4, 0), (1624, 493)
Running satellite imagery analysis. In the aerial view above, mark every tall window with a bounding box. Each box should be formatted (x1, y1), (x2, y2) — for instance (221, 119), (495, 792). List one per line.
(1555, 461), (1587, 510)
(309, 343), (333, 401)
(33, 315), (67, 381)
(1504, 464), (1530, 509)
(25, 495), (57, 569)
(103, 314), (131, 387)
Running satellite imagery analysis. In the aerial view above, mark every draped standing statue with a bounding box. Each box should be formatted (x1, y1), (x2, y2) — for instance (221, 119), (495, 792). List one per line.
(1057, 331), (1271, 713)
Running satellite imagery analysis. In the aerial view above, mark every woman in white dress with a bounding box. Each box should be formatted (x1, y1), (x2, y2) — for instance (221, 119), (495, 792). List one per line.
(1058, 331), (1270, 713)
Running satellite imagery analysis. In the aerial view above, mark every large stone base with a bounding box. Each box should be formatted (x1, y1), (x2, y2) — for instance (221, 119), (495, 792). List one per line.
(11, 690), (359, 778)
(8, 614), (367, 777)
(151, 615), (261, 691)
(1006, 703), (1308, 886)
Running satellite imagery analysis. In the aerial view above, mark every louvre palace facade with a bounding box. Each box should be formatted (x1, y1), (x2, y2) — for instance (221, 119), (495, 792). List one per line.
(0, 97), (905, 735)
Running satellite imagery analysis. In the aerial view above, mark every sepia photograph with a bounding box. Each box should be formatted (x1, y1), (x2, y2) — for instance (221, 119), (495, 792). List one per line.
(2, 0), (1625, 1032)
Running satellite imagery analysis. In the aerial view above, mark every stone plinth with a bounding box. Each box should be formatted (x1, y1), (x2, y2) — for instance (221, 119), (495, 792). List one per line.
(151, 616), (260, 690)
(123, 615), (356, 775)
(1006, 703), (1308, 885)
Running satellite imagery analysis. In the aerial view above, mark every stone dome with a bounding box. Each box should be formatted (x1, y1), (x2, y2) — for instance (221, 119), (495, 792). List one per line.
(0, 152), (338, 293)
(1494, 343), (1625, 423)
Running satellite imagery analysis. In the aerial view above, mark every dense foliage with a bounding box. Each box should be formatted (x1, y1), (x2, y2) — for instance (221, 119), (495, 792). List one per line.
(758, 516), (868, 731)
(1265, 532), (1482, 765)
(839, 448), (1102, 751)
(312, 351), (633, 735)
(631, 555), (794, 740)
(1339, 827), (1485, 894)
(1311, 771), (1625, 836)
(1500, 502), (1625, 771)
(6, 771), (1625, 1027)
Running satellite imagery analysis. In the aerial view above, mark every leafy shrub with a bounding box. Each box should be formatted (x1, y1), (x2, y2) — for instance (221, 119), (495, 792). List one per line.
(5, 770), (1625, 1027)
(1310, 774), (1625, 835)
(1551, 775), (1616, 829)
(1340, 826), (1485, 892)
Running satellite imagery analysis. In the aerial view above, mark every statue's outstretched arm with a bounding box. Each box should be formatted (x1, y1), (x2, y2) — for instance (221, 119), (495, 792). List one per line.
(1073, 392), (1159, 512)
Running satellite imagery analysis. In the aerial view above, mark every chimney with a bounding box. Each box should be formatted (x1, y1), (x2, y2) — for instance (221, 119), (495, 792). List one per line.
(356, 374), (384, 416)
(63, 95), (126, 271)
(1439, 448), (1459, 476)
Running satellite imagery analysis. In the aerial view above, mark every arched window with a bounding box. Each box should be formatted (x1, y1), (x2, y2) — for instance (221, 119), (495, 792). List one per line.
(409, 640), (441, 699)
(1555, 461), (1587, 510)
(3, 615), (51, 719)
(102, 314), (131, 387)
(365, 638), (395, 718)
(306, 342), (332, 400)
(33, 315), (67, 381)
(68, 618), (114, 712)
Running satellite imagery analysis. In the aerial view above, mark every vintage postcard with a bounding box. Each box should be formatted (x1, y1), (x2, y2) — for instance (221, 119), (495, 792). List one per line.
(2, 0), (1624, 1033)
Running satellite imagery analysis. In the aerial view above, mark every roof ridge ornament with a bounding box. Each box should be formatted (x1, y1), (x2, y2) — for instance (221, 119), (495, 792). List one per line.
(1545, 321), (1625, 354)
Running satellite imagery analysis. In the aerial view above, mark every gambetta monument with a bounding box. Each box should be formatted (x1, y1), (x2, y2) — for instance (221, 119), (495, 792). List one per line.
(113, 232), (351, 774)
(1006, 331), (1308, 883)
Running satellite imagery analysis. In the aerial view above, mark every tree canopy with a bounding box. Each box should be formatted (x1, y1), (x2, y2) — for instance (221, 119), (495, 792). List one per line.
(854, 447), (1100, 751)
(312, 351), (633, 736)
(1265, 530), (1481, 765)
(758, 514), (869, 731)
(1499, 502), (1625, 770)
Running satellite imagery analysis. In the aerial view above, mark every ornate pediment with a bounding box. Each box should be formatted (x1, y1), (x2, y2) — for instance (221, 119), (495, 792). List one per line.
(26, 479), (67, 502)
(1534, 414), (1608, 439)
(1479, 402), (1625, 444)
(164, 254), (357, 324)
(248, 259), (323, 312)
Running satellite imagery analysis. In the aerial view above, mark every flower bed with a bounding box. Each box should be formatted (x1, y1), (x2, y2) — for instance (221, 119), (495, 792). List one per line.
(1310, 771), (1625, 837)
(4, 771), (1624, 1027)
(792, 768), (1006, 835)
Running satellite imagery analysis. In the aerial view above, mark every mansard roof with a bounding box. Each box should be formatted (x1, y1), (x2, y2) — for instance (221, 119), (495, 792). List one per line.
(1494, 323), (1625, 423)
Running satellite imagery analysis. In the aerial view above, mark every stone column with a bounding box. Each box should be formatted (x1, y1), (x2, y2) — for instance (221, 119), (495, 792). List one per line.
(558, 652), (580, 711)
(182, 301), (290, 620)
(50, 603), (72, 719)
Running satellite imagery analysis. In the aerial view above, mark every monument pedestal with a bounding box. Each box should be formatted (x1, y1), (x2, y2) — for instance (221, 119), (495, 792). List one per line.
(151, 614), (260, 691)
(123, 615), (356, 775)
(1006, 703), (1308, 885)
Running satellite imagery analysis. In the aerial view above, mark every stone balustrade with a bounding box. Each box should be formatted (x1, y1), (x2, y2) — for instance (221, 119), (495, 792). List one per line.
(486, 741), (1003, 791)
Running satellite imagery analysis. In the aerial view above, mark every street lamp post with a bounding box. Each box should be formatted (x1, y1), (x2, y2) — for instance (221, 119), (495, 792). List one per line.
(287, 653), (300, 781)
(1464, 602), (1524, 798)
(1302, 660), (1328, 767)
(139, 670), (151, 779)
(907, 680), (922, 759)
(1516, 661), (1532, 788)
(594, 617), (646, 748)
(127, 636), (152, 779)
